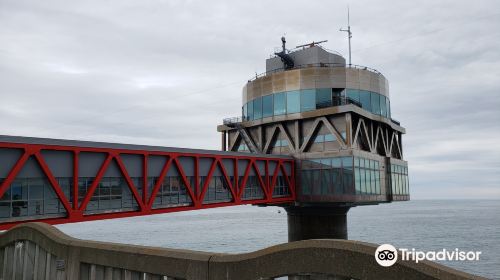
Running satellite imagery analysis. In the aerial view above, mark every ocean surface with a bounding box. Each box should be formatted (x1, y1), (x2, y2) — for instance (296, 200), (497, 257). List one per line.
(56, 200), (500, 279)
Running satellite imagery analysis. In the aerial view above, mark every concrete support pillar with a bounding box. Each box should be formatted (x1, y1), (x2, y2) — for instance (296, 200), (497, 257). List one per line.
(286, 206), (350, 280)
(285, 206), (350, 242)
(221, 132), (227, 151)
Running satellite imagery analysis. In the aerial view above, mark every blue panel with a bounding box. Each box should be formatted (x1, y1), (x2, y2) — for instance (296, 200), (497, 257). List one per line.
(316, 89), (332, 108)
(247, 100), (254, 121)
(274, 92), (286, 116)
(359, 90), (371, 112)
(386, 98), (391, 118)
(79, 152), (107, 178)
(120, 154), (143, 177)
(346, 89), (360, 104)
(314, 134), (324, 143)
(342, 157), (353, 169)
(324, 134), (336, 142)
(253, 97), (262, 119)
(0, 148), (24, 178)
(371, 92), (381, 115)
(331, 158), (342, 168)
(40, 150), (73, 178)
(262, 95), (273, 118)
(300, 89), (316, 112)
(380, 95), (387, 117)
(286, 90), (300, 114)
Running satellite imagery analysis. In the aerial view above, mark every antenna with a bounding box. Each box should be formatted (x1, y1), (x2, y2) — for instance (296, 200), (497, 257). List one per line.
(281, 36), (287, 52)
(339, 6), (352, 65)
(296, 40), (328, 49)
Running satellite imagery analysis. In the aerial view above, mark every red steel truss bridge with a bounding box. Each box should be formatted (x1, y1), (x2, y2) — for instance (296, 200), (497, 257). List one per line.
(0, 136), (295, 230)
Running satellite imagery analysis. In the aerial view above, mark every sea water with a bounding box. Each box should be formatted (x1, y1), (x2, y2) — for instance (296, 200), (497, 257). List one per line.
(57, 200), (500, 279)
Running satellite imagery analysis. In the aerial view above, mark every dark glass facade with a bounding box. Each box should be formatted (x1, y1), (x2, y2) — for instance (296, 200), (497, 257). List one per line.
(301, 157), (354, 196)
(239, 176), (264, 200)
(0, 178), (68, 219)
(301, 156), (385, 197)
(390, 164), (409, 195)
(78, 177), (139, 213)
(1, 173), (281, 221)
(151, 176), (193, 209)
(354, 157), (381, 195)
(200, 176), (232, 204)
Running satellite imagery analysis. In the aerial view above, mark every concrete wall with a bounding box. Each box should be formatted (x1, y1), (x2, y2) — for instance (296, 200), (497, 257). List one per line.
(243, 66), (389, 104)
(0, 223), (485, 280)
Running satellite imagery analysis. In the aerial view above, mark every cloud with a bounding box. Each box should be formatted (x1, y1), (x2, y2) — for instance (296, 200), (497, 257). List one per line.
(0, 0), (499, 199)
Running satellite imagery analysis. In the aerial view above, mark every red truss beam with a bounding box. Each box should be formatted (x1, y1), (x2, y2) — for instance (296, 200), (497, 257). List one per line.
(0, 142), (295, 230)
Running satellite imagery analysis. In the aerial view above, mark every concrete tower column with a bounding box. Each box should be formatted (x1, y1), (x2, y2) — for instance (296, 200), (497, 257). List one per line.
(285, 206), (350, 241)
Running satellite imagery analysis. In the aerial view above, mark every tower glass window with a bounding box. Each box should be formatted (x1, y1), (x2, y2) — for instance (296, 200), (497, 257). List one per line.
(386, 98), (391, 118)
(316, 89), (332, 108)
(243, 88), (391, 120)
(247, 99), (254, 121)
(346, 89), (360, 104)
(301, 89), (316, 112)
(359, 90), (372, 112)
(371, 92), (380, 115)
(253, 97), (262, 119)
(287, 90), (300, 114)
(262, 95), (273, 118)
(274, 92), (286, 116)
(380, 95), (387, 117)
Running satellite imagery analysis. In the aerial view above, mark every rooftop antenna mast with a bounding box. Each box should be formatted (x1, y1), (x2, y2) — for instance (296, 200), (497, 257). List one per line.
(340, 7), (352, 65)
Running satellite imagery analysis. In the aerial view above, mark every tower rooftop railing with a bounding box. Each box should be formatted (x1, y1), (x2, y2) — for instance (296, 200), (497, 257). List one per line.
(248, 63), (383, 83)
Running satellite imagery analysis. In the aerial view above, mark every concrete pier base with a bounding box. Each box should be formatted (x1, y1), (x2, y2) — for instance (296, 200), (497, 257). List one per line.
(286, 206), (351, 280)
(285, 206), (350, 242)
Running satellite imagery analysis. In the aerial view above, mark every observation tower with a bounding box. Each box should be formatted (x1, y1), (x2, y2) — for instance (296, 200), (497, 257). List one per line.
(218, 38), (409, 241)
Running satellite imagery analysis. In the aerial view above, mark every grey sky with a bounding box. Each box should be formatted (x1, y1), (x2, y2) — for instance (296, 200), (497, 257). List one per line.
(1, 0), (499, 199)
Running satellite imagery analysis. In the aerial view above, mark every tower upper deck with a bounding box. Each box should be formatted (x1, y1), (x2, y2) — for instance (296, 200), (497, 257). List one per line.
(219, 39), (409, 206)
(240, 44), (392, 126)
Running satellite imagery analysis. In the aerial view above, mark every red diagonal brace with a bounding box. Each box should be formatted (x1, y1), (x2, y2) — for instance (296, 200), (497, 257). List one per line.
(217, 159), (236, 202)
(147, 157), (172, 208)
(34, 152), (72, 213)
(173, 157), (197, 207)
(281, 161), (295, 198)
(269, 161), (281, 199)
(237, 160), (252, 198)
(0, 151), (29, 199)
(252, 160), (269, 200)
(78, 154), (113, 211)
(115, 155), (145, 210)
(198, 158), (217, 202)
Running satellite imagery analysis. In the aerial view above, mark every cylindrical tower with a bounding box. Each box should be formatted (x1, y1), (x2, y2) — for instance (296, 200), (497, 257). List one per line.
(218, 40), (409, 241)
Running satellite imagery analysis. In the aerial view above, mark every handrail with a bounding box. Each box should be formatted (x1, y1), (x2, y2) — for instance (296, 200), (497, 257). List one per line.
(0, 222), (487, 280)
(248, 63), (383, 82)
(288, 44), (344, 57)
(223, 116), (249, 125)
(223, 97), (362, 125)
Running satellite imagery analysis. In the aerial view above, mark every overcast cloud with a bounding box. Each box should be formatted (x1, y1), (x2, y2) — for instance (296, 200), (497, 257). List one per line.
(1, 0), (499, 199)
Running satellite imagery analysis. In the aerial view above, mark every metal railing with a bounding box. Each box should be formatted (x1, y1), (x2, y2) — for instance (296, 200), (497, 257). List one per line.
(391, 118), (401, 125)
(317, 96), (363, 109)
(223, 97), (362, 125)
(0, 223), (486, 280)
(248, 62), (383, 82)
(223, 116), (248, 125)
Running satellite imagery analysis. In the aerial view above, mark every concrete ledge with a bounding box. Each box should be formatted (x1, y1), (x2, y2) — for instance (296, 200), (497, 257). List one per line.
(0, 223), (487, 280)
